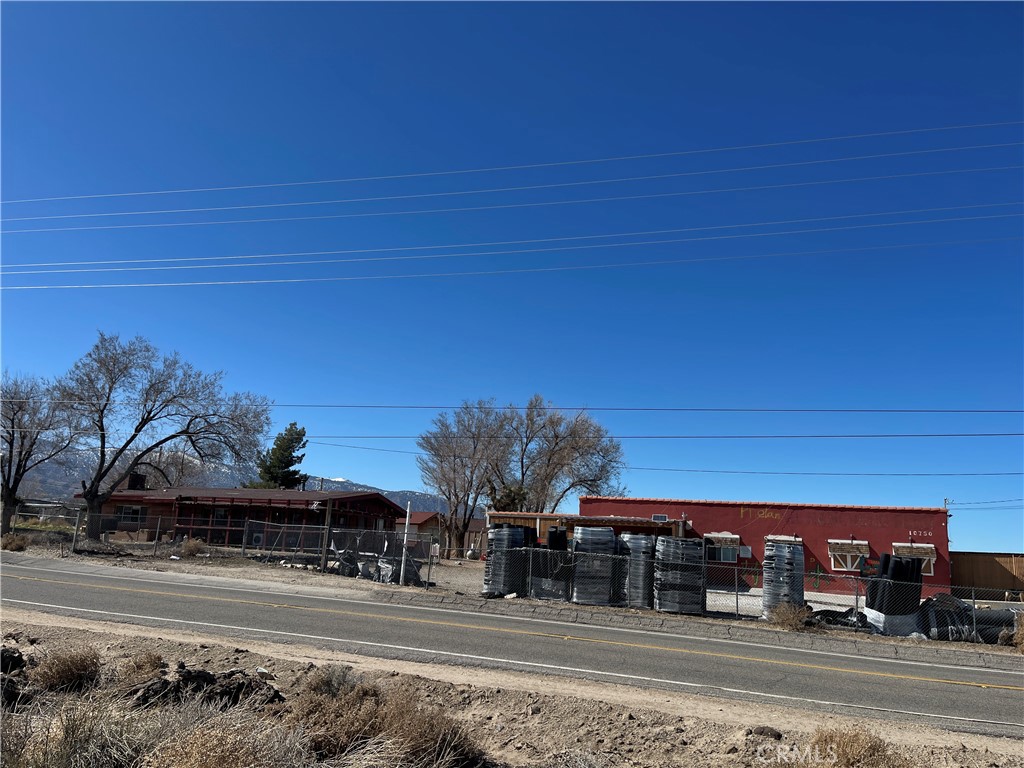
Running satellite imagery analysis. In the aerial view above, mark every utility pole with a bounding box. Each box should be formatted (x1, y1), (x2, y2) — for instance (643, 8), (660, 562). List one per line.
(399, 501), (411, 586)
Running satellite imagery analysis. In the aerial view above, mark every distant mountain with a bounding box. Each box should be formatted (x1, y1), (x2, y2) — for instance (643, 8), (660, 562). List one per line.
(16, 452), (449, 514)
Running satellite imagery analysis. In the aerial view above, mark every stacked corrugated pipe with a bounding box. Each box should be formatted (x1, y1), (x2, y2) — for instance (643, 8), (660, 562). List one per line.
(571, 527), (621, 606)
(761, 539), (805, 617)
(482, 525), (527, 597)
(654, 537), (706, 614)
(620, 533), (655, 609)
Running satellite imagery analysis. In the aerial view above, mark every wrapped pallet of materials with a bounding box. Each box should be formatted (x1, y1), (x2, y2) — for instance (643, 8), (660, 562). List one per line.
(482, 525), (528, 597)
(529, 547), (573, 601)
(620, 533), (655, 609)
(571, 527), (621, 606)
(654, 537), (705, 615)
(762, 538), (805, 618)
(864, 554), (923, 635)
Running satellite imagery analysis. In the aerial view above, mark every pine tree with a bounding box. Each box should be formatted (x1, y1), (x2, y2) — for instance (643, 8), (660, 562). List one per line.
(250, 422), (308, 489)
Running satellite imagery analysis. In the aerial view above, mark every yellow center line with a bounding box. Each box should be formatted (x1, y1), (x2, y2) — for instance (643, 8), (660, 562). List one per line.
(5, 574), (1022, 692)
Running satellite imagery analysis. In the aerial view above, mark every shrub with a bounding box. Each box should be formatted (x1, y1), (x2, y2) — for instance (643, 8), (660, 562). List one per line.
(1014, 620), (1024, 654)
(302, 664), (357, 697)
(119, 651), (165, 686)
(180, 538), (206, 557)
(144, 709), (310, 768)
(808, 727), (912, 768)
(288, 674), (482, 768)
(2, 534), (28, 552)
(28, 647), (102, 693)
(767, 602), (813, 632)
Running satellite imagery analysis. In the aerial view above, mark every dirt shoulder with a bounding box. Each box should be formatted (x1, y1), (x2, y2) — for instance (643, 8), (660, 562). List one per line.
(3, 606), (1022, 768)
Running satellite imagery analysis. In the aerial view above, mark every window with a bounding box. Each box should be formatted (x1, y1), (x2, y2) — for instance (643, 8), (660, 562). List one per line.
(827, 539), (870, 572)
(892, 543), (937, 576)
(116, 505), (147, 524)
(705, 532), (740, 563)
(651, 514), (669, 523)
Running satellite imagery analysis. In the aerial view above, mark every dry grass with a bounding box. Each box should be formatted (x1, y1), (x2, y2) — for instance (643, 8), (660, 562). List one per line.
(28, 647), (102, 693)
(808, 727), (912, 768)
(2, 533), (28, 551)
(288, 668), (482, 768)
(118, 651), (165, 686)
(180, 538), (207, 557)
(767, 602), (814, 632)
(1014, 620), (1024, 654)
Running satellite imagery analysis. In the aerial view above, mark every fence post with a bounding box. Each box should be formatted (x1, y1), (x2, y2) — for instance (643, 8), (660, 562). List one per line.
(399, 502), (411, 587)
(153, 518), (162, 556)
(527, 546), (534, 598)
(734, 566), (740, 618)
(70, 507), (83, 554)
(319, 522), (330, 573)
(240, 519), (249, 557)
(971, 587), (978, 641)
(426, 539), (435, 590)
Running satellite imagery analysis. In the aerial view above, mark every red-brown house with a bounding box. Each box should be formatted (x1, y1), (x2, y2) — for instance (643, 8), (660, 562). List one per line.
(93, 486), (404, 546)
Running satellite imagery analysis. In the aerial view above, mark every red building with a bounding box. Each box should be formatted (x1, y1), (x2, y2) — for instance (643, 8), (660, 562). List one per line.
(579, 496), (951, 588)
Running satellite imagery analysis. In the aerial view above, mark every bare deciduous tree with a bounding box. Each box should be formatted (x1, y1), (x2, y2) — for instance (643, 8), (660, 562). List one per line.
(56, 333), (272, 538)
(1, 372), (79, 534)
(416, 400), (503, 556)
(417, 396), (625, 552)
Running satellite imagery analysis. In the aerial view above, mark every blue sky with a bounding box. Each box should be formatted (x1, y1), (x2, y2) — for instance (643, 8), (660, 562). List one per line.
(2, 3), (1022, 552)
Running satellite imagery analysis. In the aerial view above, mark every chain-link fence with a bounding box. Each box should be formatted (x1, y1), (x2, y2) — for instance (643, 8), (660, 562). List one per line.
(479, 546), (1023, 642)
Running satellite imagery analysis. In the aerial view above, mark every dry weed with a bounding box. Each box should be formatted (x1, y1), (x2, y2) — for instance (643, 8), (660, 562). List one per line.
(303, 664), (357, 697)
(768, 602), (814, 632)
(28, 647), (101, 693)
(1014, 619), (1024, 654)
(118, 651), (165, 686)
(144, 708), (308, 768)
(180, 538), (206, 557)
(809, 727), (912, 768)
(2, 533), (28, 551)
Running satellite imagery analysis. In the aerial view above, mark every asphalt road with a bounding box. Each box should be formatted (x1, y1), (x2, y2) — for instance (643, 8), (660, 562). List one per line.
(2, 555), (1022, 738)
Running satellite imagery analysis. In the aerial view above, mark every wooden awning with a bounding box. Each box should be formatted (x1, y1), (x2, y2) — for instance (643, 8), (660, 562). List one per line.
(892, 543), (937, 558)
(827, 539), (870, 556)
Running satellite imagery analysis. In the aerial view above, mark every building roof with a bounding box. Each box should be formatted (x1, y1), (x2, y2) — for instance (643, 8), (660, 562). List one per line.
(579, 496), (947, 513)
(99, 487), (405, 515)
(487, 511), (677, 528)
(400, 511), (440, 526)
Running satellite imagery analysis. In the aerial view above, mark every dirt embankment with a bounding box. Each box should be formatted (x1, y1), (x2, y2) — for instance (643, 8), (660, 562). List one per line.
(2, 607), (1021, 768)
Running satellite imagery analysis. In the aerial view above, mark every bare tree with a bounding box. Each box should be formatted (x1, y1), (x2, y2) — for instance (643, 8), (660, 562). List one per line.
(1, 372), (79, 534)
(416, 400), (503, 556)
(489, 395), (625, 513)
(56, 333), (272, 538)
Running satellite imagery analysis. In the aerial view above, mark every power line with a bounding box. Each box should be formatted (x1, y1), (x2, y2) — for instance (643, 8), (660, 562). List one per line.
(6, 142), (1019, 224)
(7, 235), (1020, 291)
(306, 440), (1024, 477)
(5, 164), (1020, 235)
(267, 432), (1024, 439)
(6, 202), (1017, 270)
(5, 119), (1020, 205)
(948, 498), (1024, 505)
(8, 214), (1020, 278)
(7, 402), (1022, 414)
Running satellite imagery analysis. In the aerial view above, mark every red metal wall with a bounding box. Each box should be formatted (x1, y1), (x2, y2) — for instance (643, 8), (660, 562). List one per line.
(578, 497), (951, 587)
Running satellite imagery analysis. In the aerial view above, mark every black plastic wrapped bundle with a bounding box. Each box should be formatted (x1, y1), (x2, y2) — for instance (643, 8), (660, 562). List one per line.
(653, 537), (705, 615)
(547, 526), (569, 551)
(620, 534), (655, 609)
(571, 527), (621, 605)
(529, 548), (573, 600)
(866, 554), (923, 616)
(761, 540), (805, 617)
(482, 525), (528, 597)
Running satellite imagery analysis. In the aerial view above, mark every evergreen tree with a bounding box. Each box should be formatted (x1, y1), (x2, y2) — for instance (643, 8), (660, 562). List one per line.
(250, 422), (308, 489)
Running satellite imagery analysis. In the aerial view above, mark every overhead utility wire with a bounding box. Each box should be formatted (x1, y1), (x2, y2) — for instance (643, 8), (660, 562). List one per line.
(10, 402), (1021, 414)
(10, 214), (1020, 277)
(948, 498), (1024, 505)
(6, 164), (1020, 235)
(7, 201), (1017, 270)
(306, 441), (1023, 477)
(6, 142), (1019, 223)
(8, 236), (1021, 291)
(236, 432), (1024, 439)
(4, 119), (1020, 204)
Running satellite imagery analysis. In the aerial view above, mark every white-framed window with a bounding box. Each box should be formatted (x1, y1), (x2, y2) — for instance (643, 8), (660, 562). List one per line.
(892, 543), (937, 576)
(706, 533), (740, 563)
(827, 539), (870, 572)
(651, 514), (669, 523)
